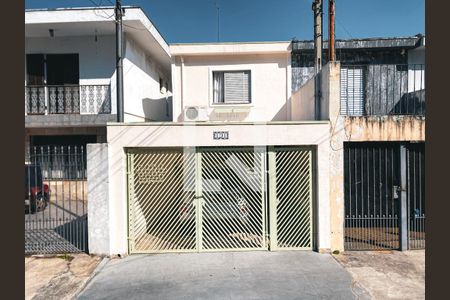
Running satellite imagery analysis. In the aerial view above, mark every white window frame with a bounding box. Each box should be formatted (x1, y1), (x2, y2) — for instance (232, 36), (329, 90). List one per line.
(208, 66), (254, 107)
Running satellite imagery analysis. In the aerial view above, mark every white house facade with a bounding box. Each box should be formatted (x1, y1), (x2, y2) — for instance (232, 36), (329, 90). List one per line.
(89, 41), (333, 256)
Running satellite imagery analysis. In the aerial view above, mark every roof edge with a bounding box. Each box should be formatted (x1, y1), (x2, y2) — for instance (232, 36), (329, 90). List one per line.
(293, 35), (425, 50)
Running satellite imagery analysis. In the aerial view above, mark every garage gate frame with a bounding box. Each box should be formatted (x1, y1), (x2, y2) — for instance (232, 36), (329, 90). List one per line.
(126, 146), (315, 254)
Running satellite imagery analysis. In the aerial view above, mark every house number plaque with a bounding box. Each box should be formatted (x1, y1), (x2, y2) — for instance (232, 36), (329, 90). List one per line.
(213, 131), (229, 140)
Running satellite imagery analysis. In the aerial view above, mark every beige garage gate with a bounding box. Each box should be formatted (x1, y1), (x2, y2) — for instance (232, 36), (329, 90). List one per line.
(126, 146), (313, 253)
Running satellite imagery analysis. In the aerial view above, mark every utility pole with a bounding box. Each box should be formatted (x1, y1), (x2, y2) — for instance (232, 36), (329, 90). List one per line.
(328, 0), (336, 62)
(115, 0), (124, 122)
(312, 0), (323, 120)
(312, 0), (323, 74)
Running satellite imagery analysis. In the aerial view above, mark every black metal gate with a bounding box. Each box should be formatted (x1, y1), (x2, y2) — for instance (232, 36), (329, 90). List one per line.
(25, 146), (88, 254)
(344, 142), (425, 250)
(407, 143), (425, 249)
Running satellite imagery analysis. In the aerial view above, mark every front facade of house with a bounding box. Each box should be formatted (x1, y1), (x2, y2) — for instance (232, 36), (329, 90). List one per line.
(95, 42), (333, 255)
(90, 36), (426, 256)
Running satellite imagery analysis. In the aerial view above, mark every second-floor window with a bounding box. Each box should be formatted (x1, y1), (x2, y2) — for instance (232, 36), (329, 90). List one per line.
(340, 67), (364, 116)
(213, 70), (251, 104)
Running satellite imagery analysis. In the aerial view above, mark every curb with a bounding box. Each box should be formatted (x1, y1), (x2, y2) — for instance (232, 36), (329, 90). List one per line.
(72, 256), (109, 299)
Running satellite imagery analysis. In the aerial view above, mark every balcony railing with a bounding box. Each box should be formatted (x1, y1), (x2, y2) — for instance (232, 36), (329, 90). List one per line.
(25, 84), (111, 115)
(340, 64), (425, 116)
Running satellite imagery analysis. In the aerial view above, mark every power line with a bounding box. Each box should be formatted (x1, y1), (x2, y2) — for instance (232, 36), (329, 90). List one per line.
(88, 0), (115, 19)
(335, 16), (354, 39)
(87, 0), (148, 31)
(300, 0), (354, 40)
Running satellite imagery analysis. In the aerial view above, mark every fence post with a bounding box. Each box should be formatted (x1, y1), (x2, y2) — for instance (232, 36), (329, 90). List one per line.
(87, 143), (110, 255)
(399, 144), (408, 251)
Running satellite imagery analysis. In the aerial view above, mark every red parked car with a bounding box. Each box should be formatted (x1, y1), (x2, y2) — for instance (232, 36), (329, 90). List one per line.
(25, 164), (50, 213)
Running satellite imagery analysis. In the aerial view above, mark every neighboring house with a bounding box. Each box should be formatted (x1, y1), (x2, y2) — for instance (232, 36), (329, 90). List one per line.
(291, 35), (425, 252)
(25, 7), (172, 159)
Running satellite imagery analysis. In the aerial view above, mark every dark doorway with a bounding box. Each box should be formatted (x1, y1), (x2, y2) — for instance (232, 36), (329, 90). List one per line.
(26, 54), (46, 114)
(46, 54), (80, 114)
(26, 54), (45, 85)
(46, 54), (79, 85)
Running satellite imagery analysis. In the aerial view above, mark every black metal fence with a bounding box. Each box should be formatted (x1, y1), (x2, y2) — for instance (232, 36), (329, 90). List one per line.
(29, 146), (87, 180)
(340, 64), (425, 116)
(25, 84), (111, 115)
(344, 142), (425, 251)
(407, 143), (425, 249)
(25, 145), (88, 254)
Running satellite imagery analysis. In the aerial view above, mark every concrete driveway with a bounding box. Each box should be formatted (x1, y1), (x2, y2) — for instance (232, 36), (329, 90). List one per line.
(78, 251), (369, 300)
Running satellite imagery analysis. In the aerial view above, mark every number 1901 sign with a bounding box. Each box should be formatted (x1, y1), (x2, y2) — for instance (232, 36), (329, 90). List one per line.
(213, 131), (229, 140)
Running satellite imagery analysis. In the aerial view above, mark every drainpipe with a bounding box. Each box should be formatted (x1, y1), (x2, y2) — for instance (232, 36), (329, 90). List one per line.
(180, 57), (185, 122)
(312, 0), (323, 120)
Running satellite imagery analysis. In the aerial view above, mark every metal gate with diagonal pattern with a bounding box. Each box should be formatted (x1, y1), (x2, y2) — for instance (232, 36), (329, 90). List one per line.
(127, 146), (314, 253)
(269, 147), (313, 250)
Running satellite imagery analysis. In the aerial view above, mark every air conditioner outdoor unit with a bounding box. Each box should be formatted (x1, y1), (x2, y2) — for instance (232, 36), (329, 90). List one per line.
(183, 106), (208, 122)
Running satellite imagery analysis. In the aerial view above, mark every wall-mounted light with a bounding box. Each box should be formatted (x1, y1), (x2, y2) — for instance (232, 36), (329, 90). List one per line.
(49, 29), (54, 38)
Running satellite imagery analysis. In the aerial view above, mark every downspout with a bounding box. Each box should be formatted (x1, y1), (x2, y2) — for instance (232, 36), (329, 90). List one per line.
(180, 56), (185, 122)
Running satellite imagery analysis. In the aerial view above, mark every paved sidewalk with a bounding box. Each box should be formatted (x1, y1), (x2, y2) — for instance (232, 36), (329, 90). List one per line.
(78, 251), (369, 300)
(333, 250), (425, 299)
(25, 253), (102, 300)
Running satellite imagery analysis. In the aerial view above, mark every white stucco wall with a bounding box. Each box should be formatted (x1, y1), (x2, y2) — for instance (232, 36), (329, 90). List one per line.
(104, 122), (331, 255)
(171, 53), (291, 122)
(123, 35), (172, 122)
(291, 76), (315, 121)
(25, 35), (117, 114)
(25, 34), (172, 121)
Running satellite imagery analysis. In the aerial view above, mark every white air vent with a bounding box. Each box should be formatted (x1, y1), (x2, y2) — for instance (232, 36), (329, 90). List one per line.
(183, 106), (208, 121)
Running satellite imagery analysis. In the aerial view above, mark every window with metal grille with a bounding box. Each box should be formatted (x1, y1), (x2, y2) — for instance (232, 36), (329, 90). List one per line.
(213, 70), (251, 104)
(340, 67), (364, 116)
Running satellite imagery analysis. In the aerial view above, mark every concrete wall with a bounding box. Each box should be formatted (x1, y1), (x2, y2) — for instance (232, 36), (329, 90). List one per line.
(25, 35), (117, 114)
(291, 76), (315, 121)
(290, 62), (336, 121)
(123, 35), (172, 122)
(105, 122), (331, 255)
(87, 143), (110, 255)
(342, 116), (425, 141)
(171, 53), (290, 122)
